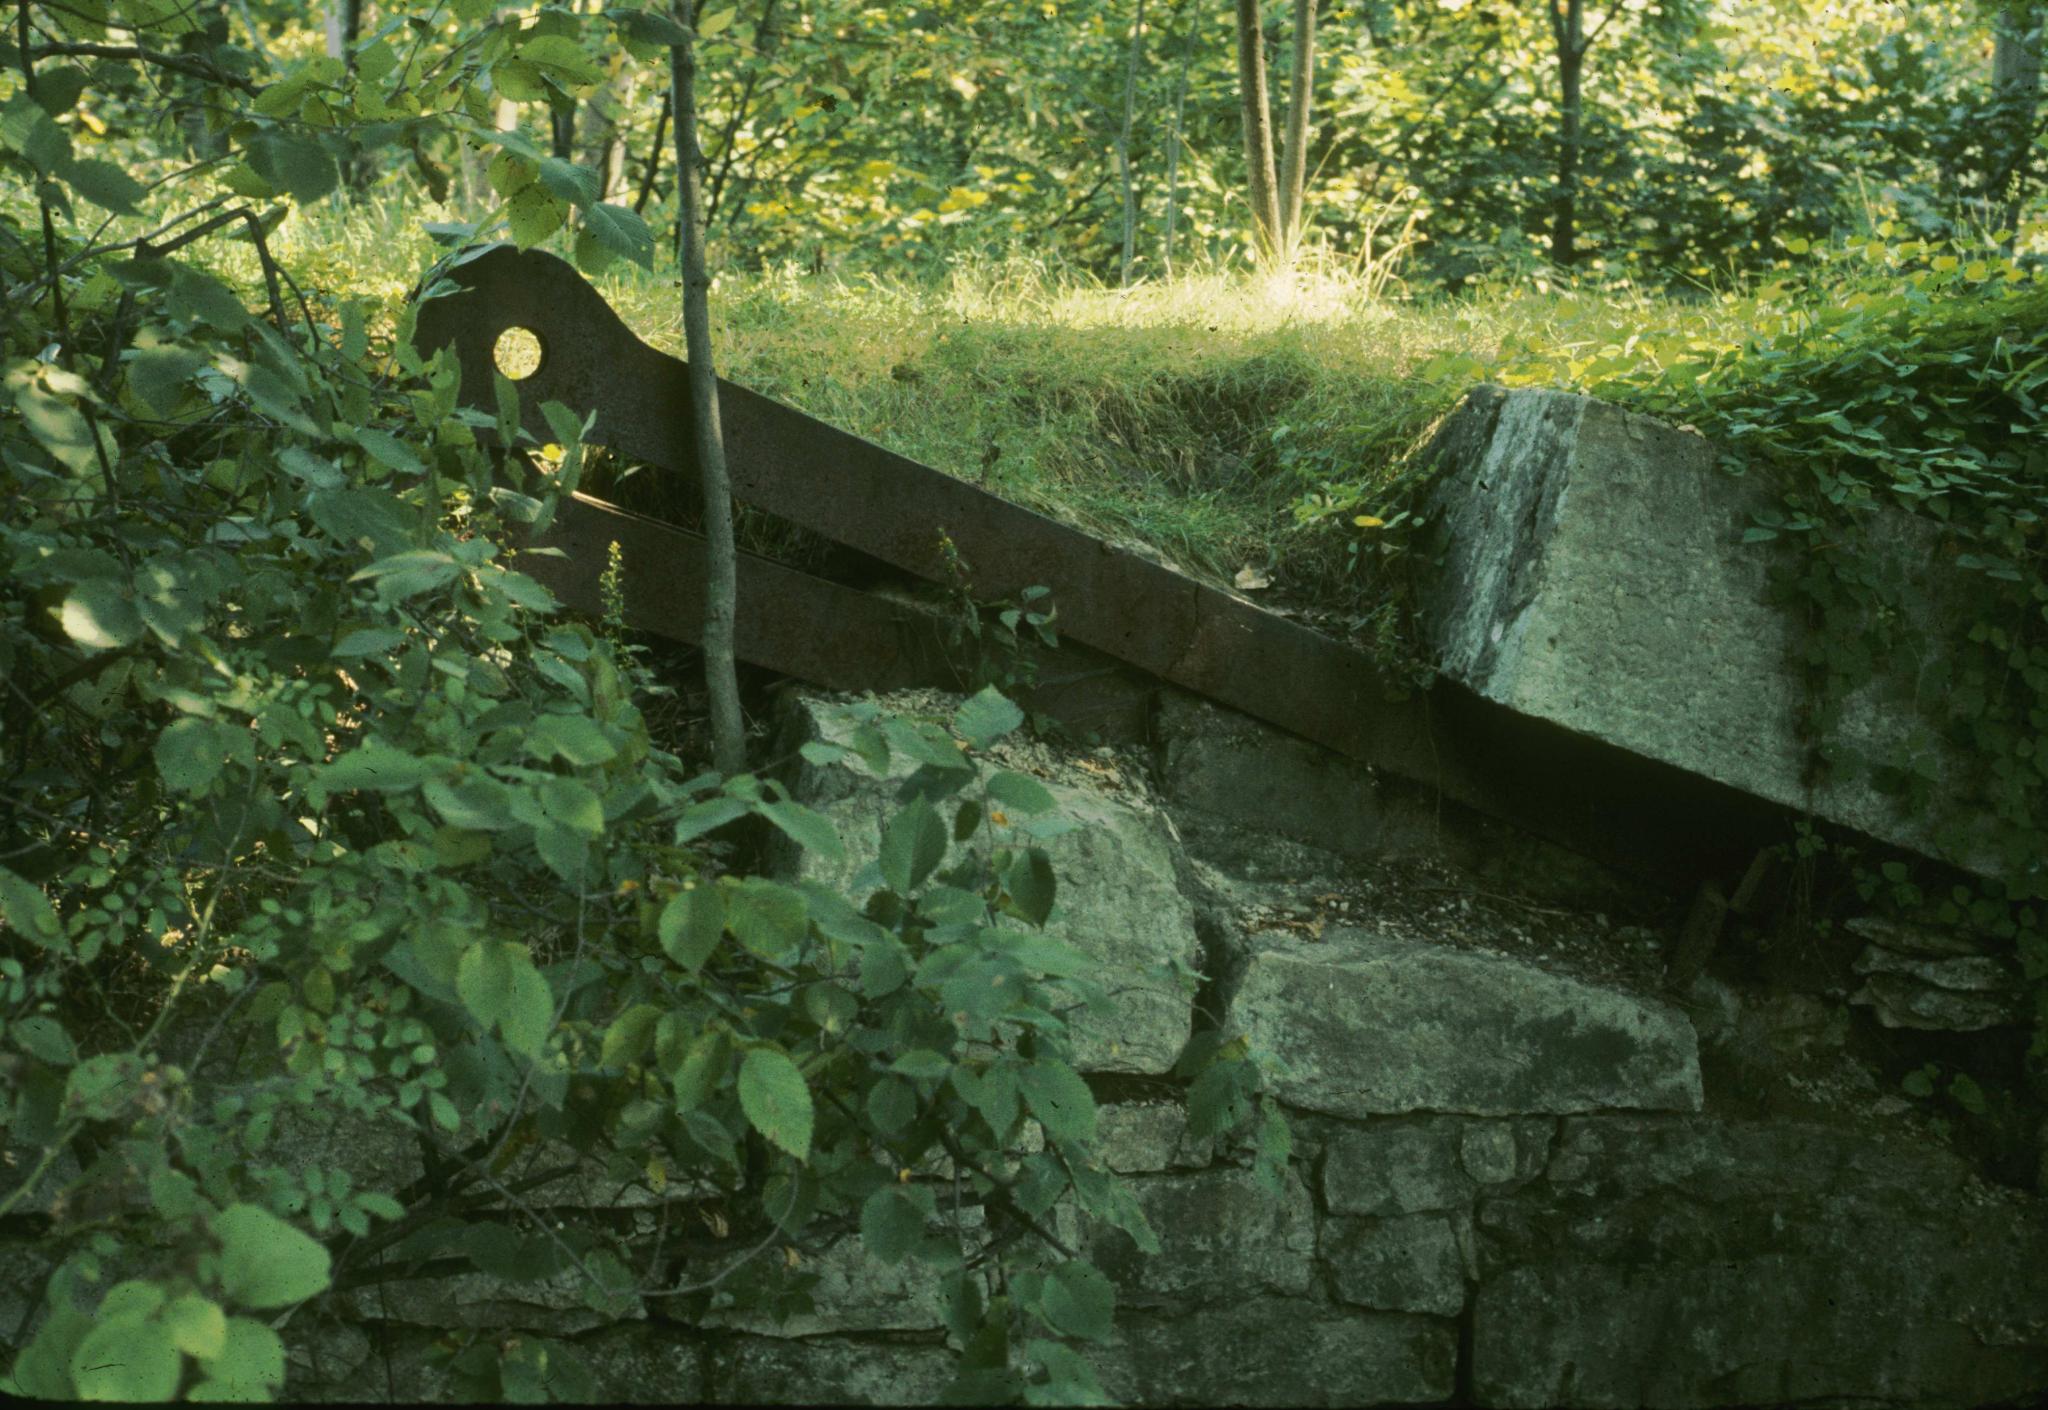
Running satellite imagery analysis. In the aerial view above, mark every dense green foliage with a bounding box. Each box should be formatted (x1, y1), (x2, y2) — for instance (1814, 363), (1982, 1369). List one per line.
(0, 3), (1295, 1403)
(3, 0), (2047, 1401)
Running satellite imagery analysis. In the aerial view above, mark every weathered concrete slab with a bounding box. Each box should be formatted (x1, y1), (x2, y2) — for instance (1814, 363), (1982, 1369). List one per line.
(1416, 385), (2004, 879)
(1232, 928), (1702, 1117)
(1471, 1115), (2048, 1408)
(776, 692), (1201, 1074)
(1100, 1299), (1457, 1406)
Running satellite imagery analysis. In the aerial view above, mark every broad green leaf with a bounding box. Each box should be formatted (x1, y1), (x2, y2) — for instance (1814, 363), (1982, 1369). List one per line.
(987, 771), (1057, 815)
(349, 549), (459, 597)
(127, 343), (209, 416)
(1017, 1058), (1095, 1143)
(60, 157), (145, 213)
(319, 741), (437, 794)
(1001, 847), (1057, 927)
(1039, 1259), (1114, 1341)
(658, 883), (723, 971)
(155, 717), (228, 795)
(507, 183), (566, 247)
(890, 1048), (953, 1080)
(866, 1076), (916, 1134)
(69, 1316), (181, 1401)
(497, 955), (555, 1058)
(737, 1046), (813, 1161)
(246, 132), (339, 204)
(538, 155), (602, 207)
(162, 1294), (228, 1360)
(423, 775), (514, 831)
(759, 799), (845, 865)
(670, 1027), (729, 1113)
(11, 1014), (76, 1066)
(529, 712), (617, 766)
(538, 776), (605, 836)
(600, 1003), (662, 1068)
(725, 876), (806, 959)
(860, 1183), (934, 1264)
(214, 1203), (332, 1309)
(192, 1316), (286, 1397)
(0, 865), (66, 950)
(59, 580), (139, 650)
(674, 796), (749, 843)
(580, 203), (654, 269)
(518, 34), (604, 86)
(96, 1280), (166, 1322)
(878, 796), (947, 894)
(352, 427), (425, 476)
(456, 939), (519, 1029)
(954, 686), (1024, 747)
(1185, 1057), (1256, 1140)
(332, 626), (407, 658)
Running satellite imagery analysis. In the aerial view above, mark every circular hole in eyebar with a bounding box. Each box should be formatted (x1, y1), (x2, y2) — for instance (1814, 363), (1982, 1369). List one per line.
(493, 326), (543, 381)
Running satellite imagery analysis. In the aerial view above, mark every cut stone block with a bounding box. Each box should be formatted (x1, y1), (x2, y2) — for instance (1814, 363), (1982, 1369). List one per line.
(1100, 1300), (1457, 1406)
(776, 692), (1201, 1074)
(1416, 385), (2009, 880)
(1325, 1212), (1470, 1316)
(1089, 1166), (1317, 1306)
(1322, 1115), (1552, 1217)
(1233, 928), (1702, 1118)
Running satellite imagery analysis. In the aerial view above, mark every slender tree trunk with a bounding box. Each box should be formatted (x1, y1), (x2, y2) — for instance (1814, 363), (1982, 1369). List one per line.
(1162, 18), (1194, 276)
(1117, 0), (1149, 286)
(1232, 0), (1282, 262)
(634, 91), (672, 214)
(323, 0), (362, 65)
(672, 1), (746, 777)
(326, 0), (365, 192)
(1549, 0), (1584, 268)
(1276, 0), (1317, 256)
(1993, 0), (2045, 239)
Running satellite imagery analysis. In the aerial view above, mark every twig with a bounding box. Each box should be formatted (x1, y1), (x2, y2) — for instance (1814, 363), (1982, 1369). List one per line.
(27, 41), (262, 95)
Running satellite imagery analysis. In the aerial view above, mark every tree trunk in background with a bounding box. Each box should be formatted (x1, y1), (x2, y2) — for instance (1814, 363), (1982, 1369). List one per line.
(1117, 0), (1148, 286)
(1162, 18), (1195, 276)
(1993, 0), (2045, 238)
(1232, 0), (1282, 261)
(634, 91), (672, 214)
(1277, 0), (1318, 256)
(323, 0), (362, 65)
(1549, 0), (1585, 268)
(672, 0), (747, 777)
(326, 0), (364, 191)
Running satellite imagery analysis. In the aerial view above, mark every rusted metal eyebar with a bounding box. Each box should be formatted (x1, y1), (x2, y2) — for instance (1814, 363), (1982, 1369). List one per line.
(411, 246), (1790, 891)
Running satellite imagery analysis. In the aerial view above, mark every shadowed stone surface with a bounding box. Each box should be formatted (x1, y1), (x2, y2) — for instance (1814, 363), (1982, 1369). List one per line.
(1471, 1116), (2048, 1408)
(1091, 1166), (1317, 1306)
(1323, 1115), (1553, 1216)
(1327, 1212), (1470, 1316)
(1416, 385), (2006, 879)
(776, 693), (1200, 1074)
(1100, 1300), (1457, 1406)
(713, 1334), (954, 1405)
(1234, 929), (1702, 1117)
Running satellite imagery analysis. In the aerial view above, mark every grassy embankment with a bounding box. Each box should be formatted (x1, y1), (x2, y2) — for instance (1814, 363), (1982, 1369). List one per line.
(201, 196), (1779, 641)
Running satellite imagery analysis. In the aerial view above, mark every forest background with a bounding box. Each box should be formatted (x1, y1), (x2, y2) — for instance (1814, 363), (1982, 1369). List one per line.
(3, 0), (2046, 1404)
